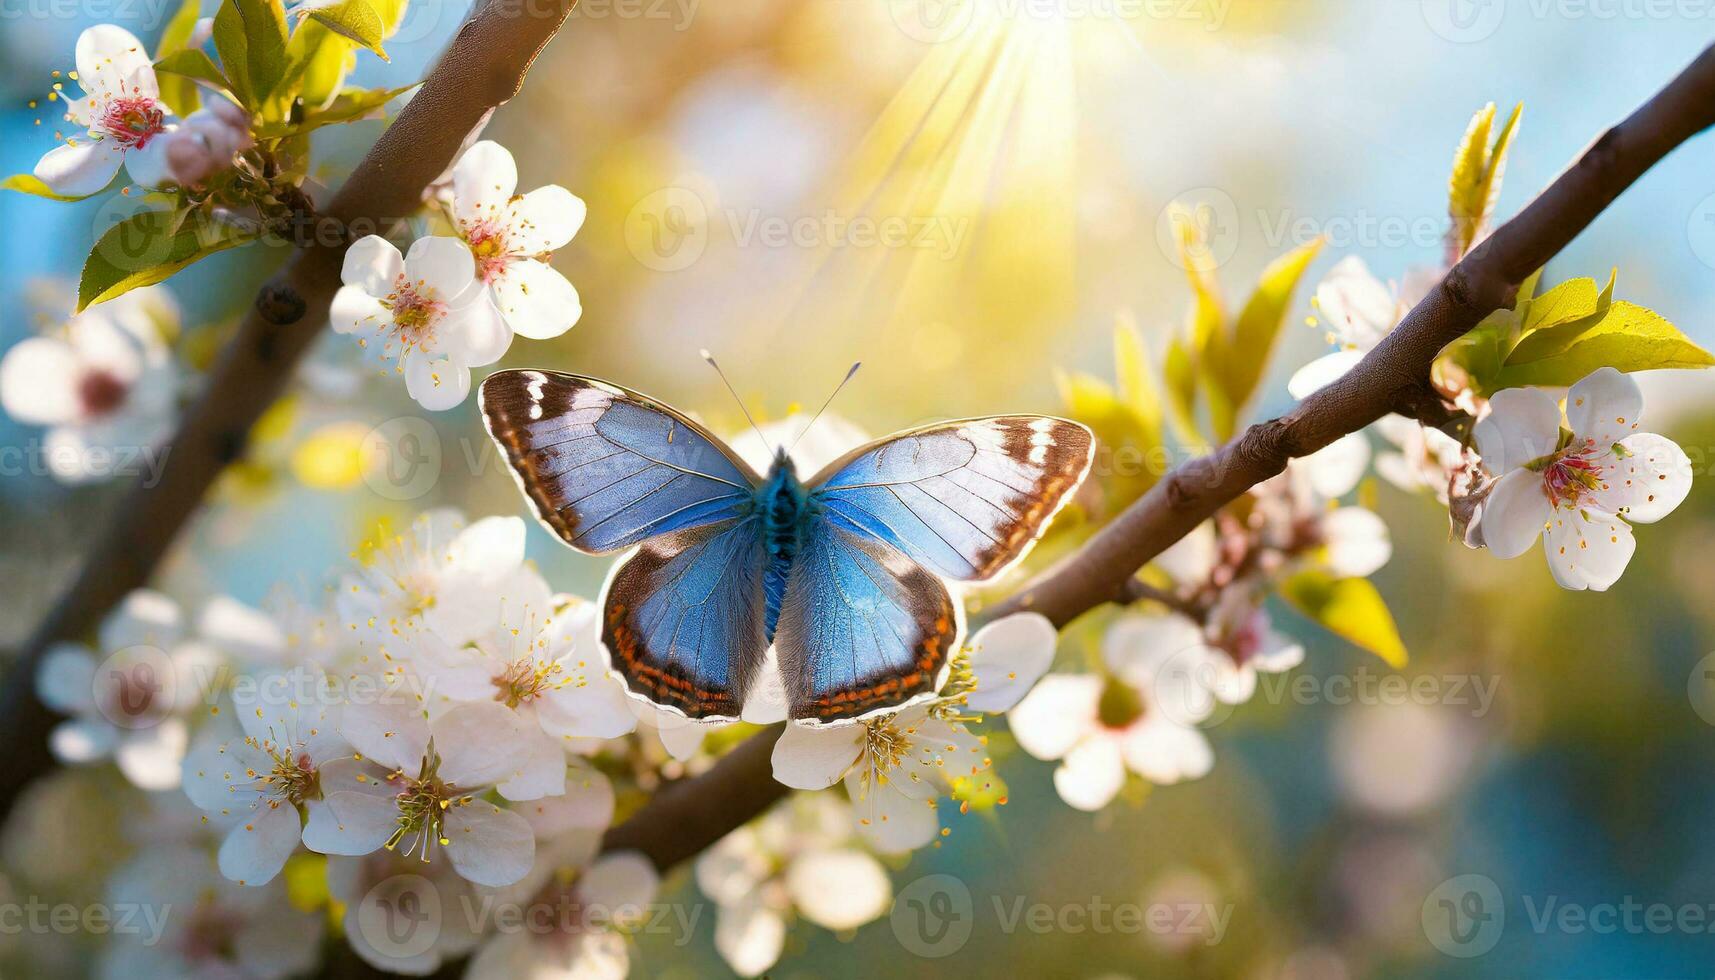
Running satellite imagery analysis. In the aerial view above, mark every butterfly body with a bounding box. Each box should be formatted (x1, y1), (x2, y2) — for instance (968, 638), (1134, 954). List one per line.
(481, 370), (1094, 725)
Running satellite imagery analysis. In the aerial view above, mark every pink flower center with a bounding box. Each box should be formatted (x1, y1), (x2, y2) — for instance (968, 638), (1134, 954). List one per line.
(96, 96), (167, 149)
(77, 368), (128, 417)
(1535, 439), (1604, 508)
(383, 275), (447, 350)
(464, 221), (513, 283)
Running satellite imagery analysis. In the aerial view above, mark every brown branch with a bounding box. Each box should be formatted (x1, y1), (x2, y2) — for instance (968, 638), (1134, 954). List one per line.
(0, 0), (581, 824)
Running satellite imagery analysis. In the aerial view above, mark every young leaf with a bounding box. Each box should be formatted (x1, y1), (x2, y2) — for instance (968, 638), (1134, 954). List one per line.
(279, 19), (359, 110)
(1163, 336), (1202, 443)
(2, 173), (105, 202)
(155, 49), (239, 101)
(307, 0), (391, 60)
(1278, 570), (1408, 668)
(1495, 301), (1715, 386)
(155, 0), (207, 115)
(1113, 313), (1162, 440)
(214, 0), (290, 111)
(80, 208), (262, 311)
(1215, 238), (1324, 433)
(255, 83), (418, 138)
(1447, 101), (1522, 261)
(1505, 269), (1617, 364)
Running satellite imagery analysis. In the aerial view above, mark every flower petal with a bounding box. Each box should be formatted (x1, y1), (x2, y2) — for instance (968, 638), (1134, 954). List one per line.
(302, 789), (397, 856)
(405, 236), (476, 301)
(963, 613), (1057, 713)
(124, 135), (174, 188)
(845, 777), (938, 853)
(50, 718), (118, 763)
(493, 259), (582, 340)
(444, 800), (535, 887)
(1315, 256), (1397, 347)
(1120, 715), (1213, 784)
(1287, 349), (1366, 399)
(1296, 431), (1371, 500)
(338, 698), (430, 773)
(579, 850), (660, 922)
(1477, 467), (1551, 559)
(495, 727), (566, 802)
(115, 718), (188, 790)
(1321, 506), (1392, 577)
(1591, 432), (1691, 524)
(218, 801), (302, 886)
(770, 721), (861, 789)
(1475, 386), (1562, 473)
(36, 643), (97, 714)
(1, 338), (82, 425)
(1542, 505), (1635, 592)
(329, 286), (388, 337)
(453, 141), (519, 227)
(77, 25), (155, 97)
(1103, 612), (1204, 681)
(786, 848), (890, 929)
(1153, 520), (1218, 586)
(34, 139), (126, 198)
(1008, 674), (1100, 761)
(537, 671), (639, 740)
(403, 351), (471, 411)
(454, 295), (513, 367)
(715, 895), (785, 978)
(432, 700), (531, 788)
(1566, 366), (1643, 447)
(1053, 734), (1125, 811)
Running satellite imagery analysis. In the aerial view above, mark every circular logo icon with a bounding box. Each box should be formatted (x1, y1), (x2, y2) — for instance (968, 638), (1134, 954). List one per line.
(1156, 187), (1239, 273)
(93, 645), (177, 731)
(361, 416), (443, 501)
(1686, 194), (1715, 271)
(356, 874), (443, 963)
(888, 0), (980, 44)
(890, 874), (974, 958)
(89, 196), (182, 278)
(1421, 873), (1504, 958)
(1687, 651), (1715, 725)
(625, 186), (710, 272)
(1145, 646), (1235, 730)
(1421, 0), (1506, 43)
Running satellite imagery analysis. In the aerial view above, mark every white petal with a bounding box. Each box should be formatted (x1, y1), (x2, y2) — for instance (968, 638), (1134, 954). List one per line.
(963, 613), (1057, 713)
(447, 515), (526, 576)
(846, 777), (938, 853)
(403, 351), (471, 411)
(1103, 612), (1204, 681)
(1121, 716), (1213, 784)
(658, 717), (718, 761)
(452, 141), (518, 226)
(1287, 349), (1366, 399)
(330, 286), (388, 337)
(1297, 431), (1371, 500)
(495, 727), (566, 802)
(715, 896), (786, 978)
(579, 850), (660, 922)
(1566, 366), (1644, 447)
(50, 718), (117, 763)
(444, 800), (535, 887)
(770, 721), (862, 789)
(36, 643), (97, 714)
(1315, 256), (1397, 347)
(218, 801), (302, 886)
(123, 136), (174, 188)
(786, 848), (891, 929)
(1477, 468), (1552, 559)
(199, 595), (286, 664)
(1592, 432), (1692, 523)
(77, 25), (155, 96)
(341, 235), (404, 295)
(1542, 506), (1635, 592)
(1322, 506), (1392, 577)
(115, 719), (188, 790)
(515, 760), (614, 836)
(1153, 521), (1218, 585)
(34, 139), (124, 197)
(1053, 735), (1125, 811)
(507, 184), (586, 254)
(493, 259), (582, 340)
(339, 698), (430, 773)
(432, 701), (531, 788)
(454, 295), (512, 367)
(302, 789), (398, 856)
(536, 672), (639, 740)
(181, 730), (264, 814)
(1475, 387), (1562, 473)
(405, 237), (476, 301)
(1, 338), (82, 424)
(1007, 674), (1099, 761)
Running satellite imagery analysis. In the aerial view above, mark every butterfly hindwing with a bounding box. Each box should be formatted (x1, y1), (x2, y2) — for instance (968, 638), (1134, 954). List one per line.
(601, 519), (770, 720)
(480, 370), (761, 556)
(774, 520), (960, 722)
(808, 417), (1095, 582)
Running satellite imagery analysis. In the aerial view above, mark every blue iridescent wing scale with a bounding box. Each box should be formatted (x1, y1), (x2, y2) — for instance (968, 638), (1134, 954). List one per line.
(479, 370), (762, 555)
(807, 417), (1095, 582)
(601, 520), (769, 720)
(774, 521), (960, 723)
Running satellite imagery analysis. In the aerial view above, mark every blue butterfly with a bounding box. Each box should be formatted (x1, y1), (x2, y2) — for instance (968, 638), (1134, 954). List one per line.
(479, 369), (1093, 724)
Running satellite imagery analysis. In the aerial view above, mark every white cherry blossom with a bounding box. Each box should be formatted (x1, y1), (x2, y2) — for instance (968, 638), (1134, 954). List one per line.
(35, 25), (177, 197)
(1289, 257), (1436, 398)
(465, 849), (659, 980)
(331, 236), (500, 410)
(451, 140), (587, 342)
(337, 510), (532, 647)
(1474, 367), (1692, 590)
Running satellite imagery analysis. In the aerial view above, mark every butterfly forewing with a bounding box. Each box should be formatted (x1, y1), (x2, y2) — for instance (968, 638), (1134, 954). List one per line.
(807, 416), (1095, 582)
(479, 370), (761, 556)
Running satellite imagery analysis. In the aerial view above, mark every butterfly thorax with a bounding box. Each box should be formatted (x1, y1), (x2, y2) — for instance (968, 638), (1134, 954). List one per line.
(757, 451), (814, 639)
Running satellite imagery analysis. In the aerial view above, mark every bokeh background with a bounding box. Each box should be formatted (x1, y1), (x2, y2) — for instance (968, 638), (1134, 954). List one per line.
(3, 1), (1715, 976)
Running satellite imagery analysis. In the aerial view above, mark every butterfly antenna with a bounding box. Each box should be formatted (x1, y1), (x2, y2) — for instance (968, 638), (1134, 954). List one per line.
(700, 349), (770, 448)
(789, 362), (862, 454)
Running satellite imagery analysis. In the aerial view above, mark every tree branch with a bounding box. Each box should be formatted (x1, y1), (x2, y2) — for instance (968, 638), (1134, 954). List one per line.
(0, 0), (580, 824)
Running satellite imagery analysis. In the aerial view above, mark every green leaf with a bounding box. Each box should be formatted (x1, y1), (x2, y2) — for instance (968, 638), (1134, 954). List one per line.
(1279, 570), (1408, 668)
(1162, 336), (1201, 443)
(79, 207), (262, 311)
(2, 173), (105, 202)
(307, 0), (391, 59)
(279, 18), (359, 110)
(1505, 268), (1617, 364)
(155, 49), (238, 99)
(1113, 314), (1162, 440)
(1448, 101), (1522, 259)
(1495, 300), (1715, 387)
(255, 82), (417, 138)
(155, 0), (207, 115)
(1215, 238), (1324, 432)
(215, 0), (290, 111)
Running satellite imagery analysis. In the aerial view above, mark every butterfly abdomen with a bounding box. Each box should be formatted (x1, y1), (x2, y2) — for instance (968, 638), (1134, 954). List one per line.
(758, 461), (813, 639)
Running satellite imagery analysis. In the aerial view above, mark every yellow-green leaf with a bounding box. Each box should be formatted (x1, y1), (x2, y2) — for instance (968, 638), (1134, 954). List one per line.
(214, 0), (290, 110)
(80, 208), (262, 311)
(155, 0), (206, 115)
(1217, 238), (1324, 432)
(156, 49), (237, 99)
(1113, 313), (1162, 440)
(2, 173), (104, 202)
(1448, 101), (1522, 259)
(1163, 336), (1201, 443)
(1506, 268), (1617, 364)
(280, 18), (359, 110)
(1495, 301), (1715, 386)
(1279, 570), (1408, 668)
(307, 0), (391, 60)
(256, 82), (417, 138)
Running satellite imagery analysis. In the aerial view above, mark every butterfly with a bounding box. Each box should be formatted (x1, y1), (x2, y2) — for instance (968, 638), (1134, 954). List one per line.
(479, 368), (1094, 724)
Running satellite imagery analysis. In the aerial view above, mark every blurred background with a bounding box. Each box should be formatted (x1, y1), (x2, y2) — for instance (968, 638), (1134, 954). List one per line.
(3, 1), (1715, 976)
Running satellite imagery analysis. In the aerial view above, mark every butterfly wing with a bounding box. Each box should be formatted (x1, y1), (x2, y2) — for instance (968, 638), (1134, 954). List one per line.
(807, 417), (1095, 582)
(480, 370), (761, 555)
(774, 520), (960, 723)
(601, 519), (769, 720)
